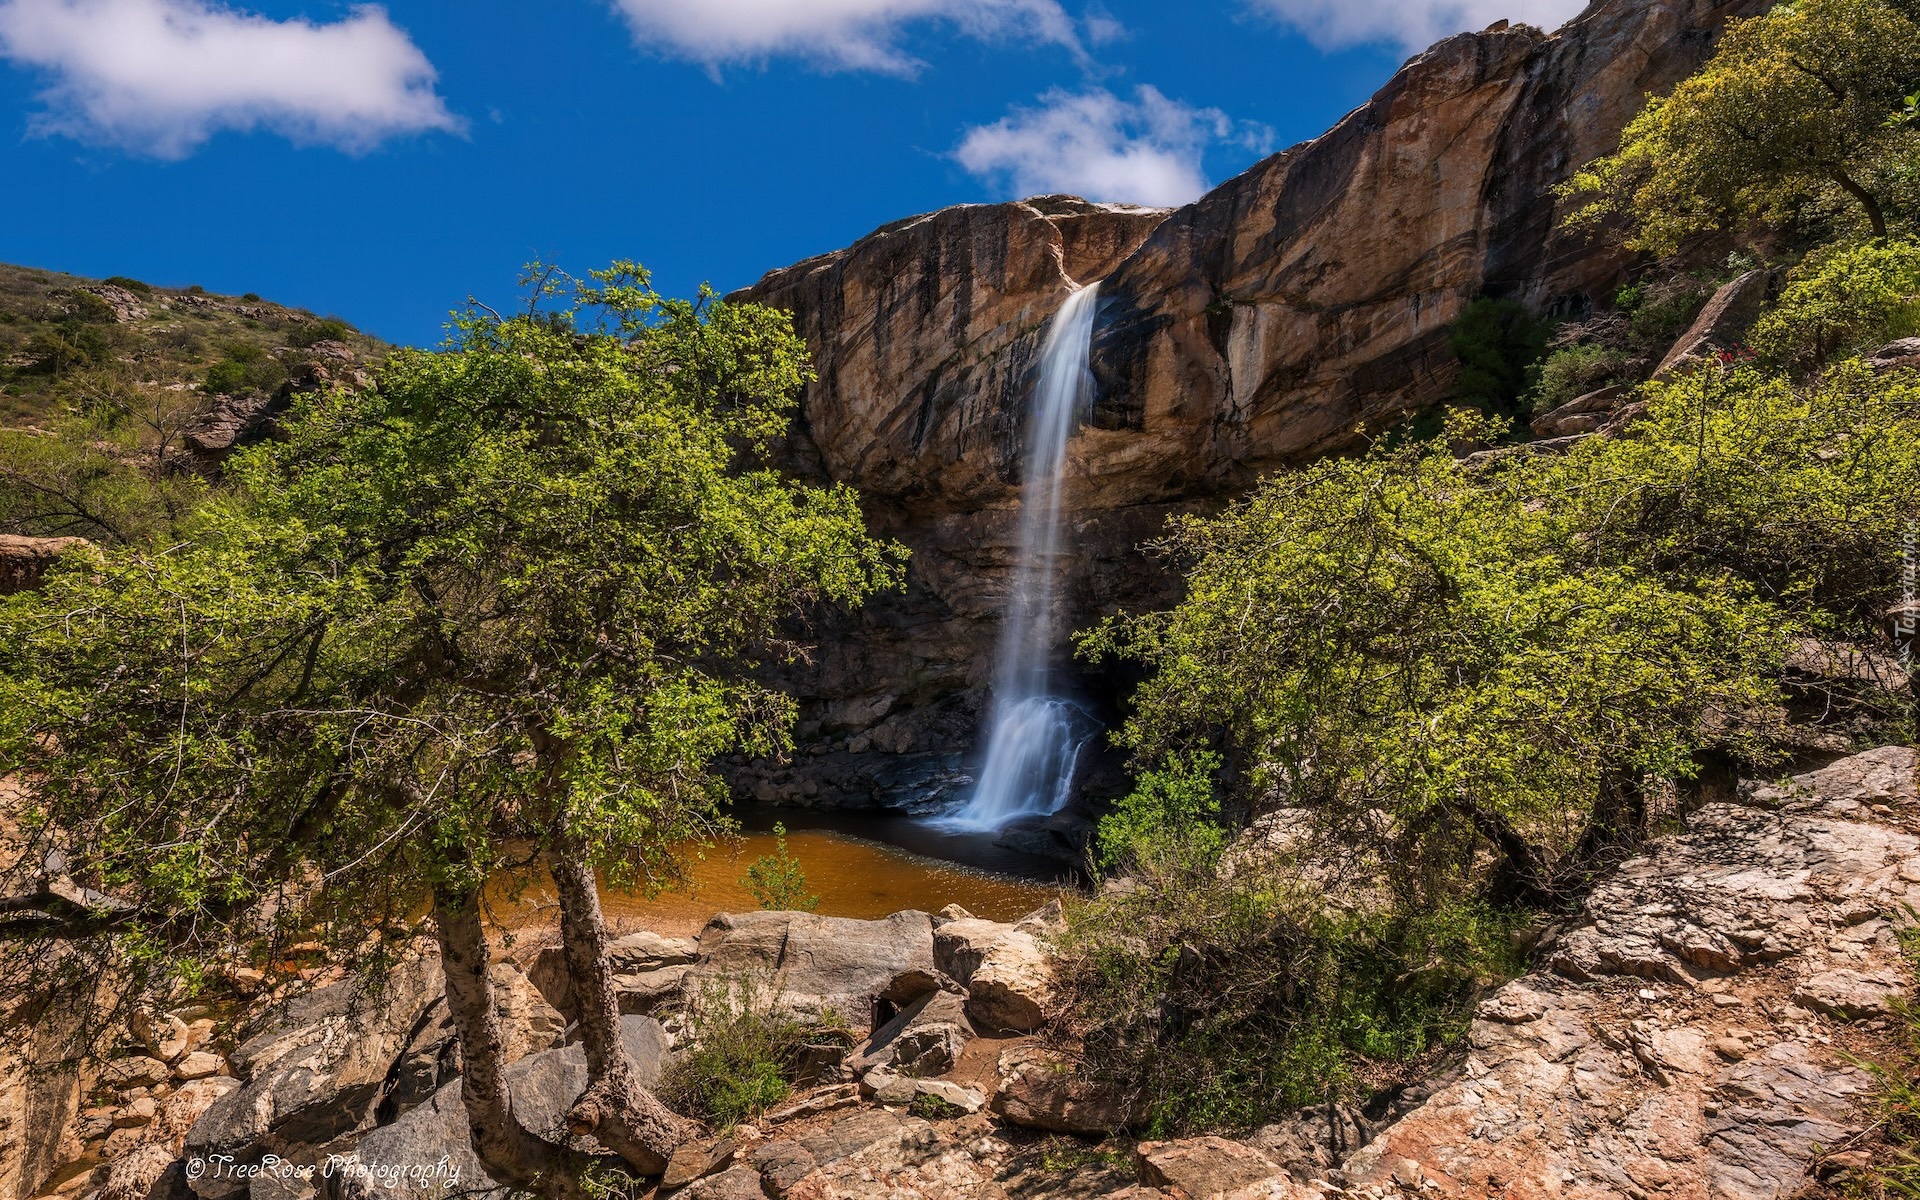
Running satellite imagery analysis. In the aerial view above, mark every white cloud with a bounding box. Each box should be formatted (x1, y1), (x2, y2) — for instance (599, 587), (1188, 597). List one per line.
(607, 0), (1082, 75)
(955, 85), (1272, 208)
(1246, 0), (1588, 54)
(0, 0), (460, 158)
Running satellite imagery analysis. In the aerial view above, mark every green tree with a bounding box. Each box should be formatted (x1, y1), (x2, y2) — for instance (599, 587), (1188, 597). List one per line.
(1086, 362), (1919, 911)
(1564, 0), (1920, 250)
(0, 264), (905, 1188)
(1447, 299), (1548, 423)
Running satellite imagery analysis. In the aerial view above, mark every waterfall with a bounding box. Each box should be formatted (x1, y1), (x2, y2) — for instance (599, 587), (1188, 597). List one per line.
(937, 282), (1101, 833)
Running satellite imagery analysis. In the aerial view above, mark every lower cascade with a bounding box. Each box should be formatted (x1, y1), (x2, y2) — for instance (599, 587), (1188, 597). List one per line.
(937, 282), (1102, 833)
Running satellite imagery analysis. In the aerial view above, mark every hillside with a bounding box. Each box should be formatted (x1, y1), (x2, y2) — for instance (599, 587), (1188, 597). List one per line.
(0, 264), (380, 543)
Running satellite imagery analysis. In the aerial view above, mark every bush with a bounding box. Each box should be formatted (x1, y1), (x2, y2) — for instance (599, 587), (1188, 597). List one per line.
(1096, 752), (1225, 869)
(102, 276), (152, 298)
(657, 974), (832, 1128)
(1528, 342), (1634, 414)
(1054, 840), (1522, 1134)
(287, 318), (353, 348)
(204, 353), (287, 396)
(1621, 276), (1713, 349)
(1751, 239), (1920, 367)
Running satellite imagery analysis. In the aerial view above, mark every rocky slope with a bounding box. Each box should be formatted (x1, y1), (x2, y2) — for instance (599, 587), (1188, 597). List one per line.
(730, 0), (1772, 819)
(23, 745), (1915, 1200)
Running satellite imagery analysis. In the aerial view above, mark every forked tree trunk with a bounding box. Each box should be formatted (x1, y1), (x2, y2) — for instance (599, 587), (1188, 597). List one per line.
(550, 850), (694, 1173)
(431, 880), (592, 1200)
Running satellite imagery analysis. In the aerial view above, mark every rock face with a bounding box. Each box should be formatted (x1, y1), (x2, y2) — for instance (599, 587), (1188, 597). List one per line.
(1339, 745), (1920, 1199)
(731, 0), (1771, 814)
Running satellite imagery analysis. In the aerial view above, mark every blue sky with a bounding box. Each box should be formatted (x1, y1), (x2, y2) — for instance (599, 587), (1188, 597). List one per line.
(0, 0), (1586, 345)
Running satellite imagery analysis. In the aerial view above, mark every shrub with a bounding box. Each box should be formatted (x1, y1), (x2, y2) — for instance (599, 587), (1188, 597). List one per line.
(742, 823), (818, 912)
(1751, 239), (1920, 367)
(287, 318), (353, 348)
(1096, 752), (1225, 869)
(657, 974), (828, 1128)
(1528, 342), (1634, 414)
(204, 353), (286, 396)
(1054, 839), (1522, 1134)
(1623, 276), (1713, 349)
(102, 276), (152, 298)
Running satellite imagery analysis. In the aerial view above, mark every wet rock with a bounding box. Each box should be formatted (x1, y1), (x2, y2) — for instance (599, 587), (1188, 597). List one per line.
(965, 930), (1052, 1033)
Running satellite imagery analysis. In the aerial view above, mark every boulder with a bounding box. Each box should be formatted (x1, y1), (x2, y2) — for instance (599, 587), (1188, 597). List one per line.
(932, 918), (1015, 986)
(100, 1144), (179, 1200)
(993, 1046), (1136, 1135)
(1135, 1137), (1299, 1199)
(1529, 384), (1626, 438)
(689, 910), (935, 1028)
(1868, 337), (1920, 370)
(964, 930), (1053, 1033)
(319, 1081), (487, 1200)
(0, 534), (90, 594)
(1651, 268), (1775, 380)
(185, 958), (449, 1195)
(850, 989), (973, 1078)
(502, 1015), (670, 1145)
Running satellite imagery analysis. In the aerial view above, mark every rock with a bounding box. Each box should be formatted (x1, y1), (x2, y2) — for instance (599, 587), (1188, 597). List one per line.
(613, 964), (691, 1015)
(1136, 1137), (1297, 1199)
(99, 1145), (177, 1200)
(1341, 745), (1917, 1199)
(0, 534), (91, 594)
(84, 284), (150, 322)
(993, 1046), (1135, 1135)
(1529, 384), (1627, 438)
(135, 1011), (193, 1063)
(908, 1079), (986, 1115)
(502, 1015), (671, 1145)
(1651, 268), (1774, 380)
(184, 958), (447, 1196)
(1867, 338), (1920, 370)
(114, 1096), (159, 1127)
(607, 930), (698, 973)
(933, 918), (1015, 986)
(1246, 1104), (1374, 1180)
(661, 1136), (737, 1189)
(753, 1108), (1002, 1199)
(690, 910), (936, 1029)
(861, 1066), (918, 1107)
(173, 1052), (224, 1081)
(318, 1080), (487, 1200)
(679, 1166), (769, 1199)
(851, 988), (974, 1078)
(1792, 969), (1906, 1020)
(104, 1057), (174, 1090)
(964, 930), (1053, 1033)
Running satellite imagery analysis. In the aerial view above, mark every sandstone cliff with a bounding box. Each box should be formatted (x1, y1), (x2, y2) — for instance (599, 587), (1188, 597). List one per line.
(731, 0), (1770, 820)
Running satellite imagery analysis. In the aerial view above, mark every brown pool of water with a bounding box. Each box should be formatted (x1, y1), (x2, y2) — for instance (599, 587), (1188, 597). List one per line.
(493, 828), (1066, 938)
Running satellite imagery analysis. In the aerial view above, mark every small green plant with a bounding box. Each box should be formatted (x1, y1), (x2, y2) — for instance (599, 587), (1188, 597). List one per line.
(657, 974), (821, 1129)
(908, 1092), (967, 1120)
(1752, 239), (1920, 367)
(101, 276), (152, 298)
(742, 823), (819, 912)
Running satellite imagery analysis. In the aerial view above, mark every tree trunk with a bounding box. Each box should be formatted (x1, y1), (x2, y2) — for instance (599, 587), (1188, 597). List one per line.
(550, 850), (695, 1173)
(1830, 169), (1889, 239)
(431, 880), (592, 1200)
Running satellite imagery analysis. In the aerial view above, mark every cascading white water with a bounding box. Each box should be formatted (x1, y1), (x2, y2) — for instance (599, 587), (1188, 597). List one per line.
(937, 283), (1101, 833)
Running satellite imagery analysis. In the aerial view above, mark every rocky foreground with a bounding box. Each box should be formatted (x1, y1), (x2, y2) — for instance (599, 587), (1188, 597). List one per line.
(13, 743), (1915, 1200)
